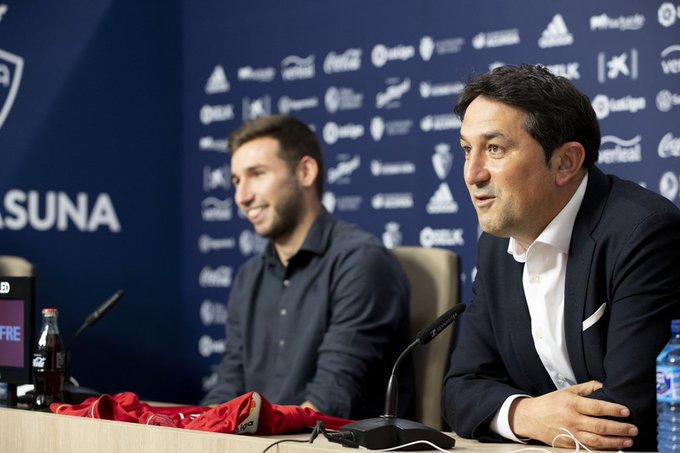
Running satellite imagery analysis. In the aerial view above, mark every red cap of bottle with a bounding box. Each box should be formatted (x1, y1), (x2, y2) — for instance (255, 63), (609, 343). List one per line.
(42, 308), (58, 316)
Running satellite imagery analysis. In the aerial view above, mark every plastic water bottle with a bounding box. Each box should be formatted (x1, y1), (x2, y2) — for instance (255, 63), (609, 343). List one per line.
(657, 319), (680, 451)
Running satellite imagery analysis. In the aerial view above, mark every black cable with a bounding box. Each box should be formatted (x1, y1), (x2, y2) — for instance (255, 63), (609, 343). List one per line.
(260, 421), (357, 452)
(261, 438), (311, 453)
(315, 421), (358, 448)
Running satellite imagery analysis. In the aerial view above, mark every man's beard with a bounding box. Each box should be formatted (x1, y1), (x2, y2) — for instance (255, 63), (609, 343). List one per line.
(257, 178), (304, 240)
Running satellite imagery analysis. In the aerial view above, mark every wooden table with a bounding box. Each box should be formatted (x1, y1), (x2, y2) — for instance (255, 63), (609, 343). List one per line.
(0, 406), (621, 452)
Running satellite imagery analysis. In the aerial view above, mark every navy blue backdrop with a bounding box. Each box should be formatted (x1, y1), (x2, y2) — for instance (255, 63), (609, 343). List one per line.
(1, 0), (679, 405)
(0, 1), (183, 401)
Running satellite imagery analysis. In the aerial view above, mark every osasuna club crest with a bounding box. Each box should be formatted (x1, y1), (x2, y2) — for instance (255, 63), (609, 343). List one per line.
(432, 143), (453, 180)
(0, 48), (24, 129)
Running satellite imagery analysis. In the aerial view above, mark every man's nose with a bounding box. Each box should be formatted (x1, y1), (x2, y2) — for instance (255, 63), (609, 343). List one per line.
(235, 181), (254, 207)
(464, 151), (491, 187)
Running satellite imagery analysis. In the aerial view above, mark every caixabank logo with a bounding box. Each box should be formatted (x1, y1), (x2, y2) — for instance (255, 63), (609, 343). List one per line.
(0, 48), (24, 130)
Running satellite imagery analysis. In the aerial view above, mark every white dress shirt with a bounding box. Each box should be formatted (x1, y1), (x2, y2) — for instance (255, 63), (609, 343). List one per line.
(490, 174), (589, 442)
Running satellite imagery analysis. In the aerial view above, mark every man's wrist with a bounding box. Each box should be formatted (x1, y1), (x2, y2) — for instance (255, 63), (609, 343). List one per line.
(490, 395), (531, 442)
(509, 396), (533, 440)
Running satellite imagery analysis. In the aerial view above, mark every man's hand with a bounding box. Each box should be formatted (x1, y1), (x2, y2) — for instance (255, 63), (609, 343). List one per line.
(510, 380), (638, 450)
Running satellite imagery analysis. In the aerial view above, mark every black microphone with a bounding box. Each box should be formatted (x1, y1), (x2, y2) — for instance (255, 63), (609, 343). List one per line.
(384, 303), (466, 417)
(68, 290), (124, 349)
(417, 303), (466, 345)
(59, 290), (124, 405)
(339, 303), (466, 450)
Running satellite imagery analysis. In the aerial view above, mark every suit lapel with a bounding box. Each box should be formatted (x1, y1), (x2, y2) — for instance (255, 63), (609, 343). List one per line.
(564, 168), (610, 381)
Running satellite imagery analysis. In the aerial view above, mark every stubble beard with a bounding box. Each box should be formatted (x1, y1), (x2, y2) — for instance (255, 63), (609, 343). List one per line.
(256, 178), (304, 240)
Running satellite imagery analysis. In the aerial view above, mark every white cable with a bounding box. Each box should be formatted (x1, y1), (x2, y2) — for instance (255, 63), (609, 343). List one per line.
(363, 439), (451, 452)
(510, 427), (622, 453)
(551, 428), (593, 452)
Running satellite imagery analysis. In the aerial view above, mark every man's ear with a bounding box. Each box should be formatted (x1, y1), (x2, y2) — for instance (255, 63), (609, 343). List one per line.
(552, 142), (586, 187)
(296, 156), (319, 189)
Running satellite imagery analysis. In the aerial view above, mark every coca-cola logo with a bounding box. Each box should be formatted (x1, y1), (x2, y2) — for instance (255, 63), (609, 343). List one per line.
(32, 354), (46, 369)
(323, 48), (362, 74)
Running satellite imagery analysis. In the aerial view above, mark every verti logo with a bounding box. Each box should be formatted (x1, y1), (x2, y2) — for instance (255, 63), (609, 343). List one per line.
(0, 48), (24, 130)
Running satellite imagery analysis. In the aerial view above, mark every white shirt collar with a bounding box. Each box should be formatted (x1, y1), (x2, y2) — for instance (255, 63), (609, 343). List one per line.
(508, 174), (589, 261)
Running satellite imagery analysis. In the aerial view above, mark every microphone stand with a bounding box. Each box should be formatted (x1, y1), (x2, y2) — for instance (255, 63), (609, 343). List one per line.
(63, 290), (124, 404)
(339, 304), (465, 450)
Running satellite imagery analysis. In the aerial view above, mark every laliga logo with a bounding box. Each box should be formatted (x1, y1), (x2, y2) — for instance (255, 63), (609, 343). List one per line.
(371, 43), (415, 68)
(0, 281), (9, 294)
(322, 122), (364, 145)
(660, 172), (679, 201)
(0, 48), (24, 130)
(656, 89), (680, 112)
(323, 122), (340, 145)
(591, 95), (610, 119)
(658, 2), (679, 27)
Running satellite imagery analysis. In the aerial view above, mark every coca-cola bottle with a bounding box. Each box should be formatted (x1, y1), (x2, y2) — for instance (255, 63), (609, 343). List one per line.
(32, 308), (64, 409)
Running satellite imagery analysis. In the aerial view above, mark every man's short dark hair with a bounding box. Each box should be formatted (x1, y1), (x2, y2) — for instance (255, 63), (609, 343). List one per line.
(454, 64), (601, 168)
(228, 115), (324, 196)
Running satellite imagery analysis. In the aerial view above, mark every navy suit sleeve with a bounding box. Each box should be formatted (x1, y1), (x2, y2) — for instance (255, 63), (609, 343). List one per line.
(304, 245), (409, 419)
(442, 237), (526, 441)
(200, 269), (247, 406)
(588, 212), (680, 450)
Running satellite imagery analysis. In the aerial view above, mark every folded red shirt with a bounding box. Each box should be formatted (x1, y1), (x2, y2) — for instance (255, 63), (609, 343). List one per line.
(50, 391), (352, 434)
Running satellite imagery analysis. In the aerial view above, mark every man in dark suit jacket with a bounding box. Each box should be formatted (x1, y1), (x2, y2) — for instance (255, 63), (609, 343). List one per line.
(442, 65), (680, 451)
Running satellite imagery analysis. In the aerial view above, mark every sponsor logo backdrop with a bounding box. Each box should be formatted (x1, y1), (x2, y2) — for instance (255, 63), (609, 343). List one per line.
(183, 0), (680, 404)
(1, 0), (678, 405)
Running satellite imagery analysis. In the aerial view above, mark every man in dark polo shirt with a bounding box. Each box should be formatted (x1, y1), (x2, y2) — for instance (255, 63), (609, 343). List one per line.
(201, 115), (412, 419)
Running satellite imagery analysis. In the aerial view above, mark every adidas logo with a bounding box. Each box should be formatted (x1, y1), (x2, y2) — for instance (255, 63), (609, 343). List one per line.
(426, 183), (458, 214)
(538, 14), (574, 49)
(205, 65), (230, 94)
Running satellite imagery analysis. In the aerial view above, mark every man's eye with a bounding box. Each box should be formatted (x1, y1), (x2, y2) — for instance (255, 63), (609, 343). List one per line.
(488, 144), (503, 155)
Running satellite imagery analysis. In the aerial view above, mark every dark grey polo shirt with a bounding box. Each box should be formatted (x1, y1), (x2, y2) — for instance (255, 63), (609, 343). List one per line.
(202, 209), (413, 419)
